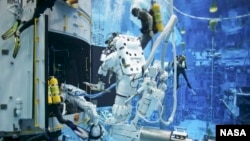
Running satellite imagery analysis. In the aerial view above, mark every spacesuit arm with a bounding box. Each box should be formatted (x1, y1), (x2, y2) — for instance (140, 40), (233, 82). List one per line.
(92, 52), (117, 91)
(98, 52), (117, 76)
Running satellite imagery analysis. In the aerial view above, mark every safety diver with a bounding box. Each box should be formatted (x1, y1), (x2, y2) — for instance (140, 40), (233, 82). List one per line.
(172, 55), (196, 95)
(131, 7), (154, 50)
(87, 32), (145, 124)
(131, 1), (163, 49)
(1, 0), (57, 58)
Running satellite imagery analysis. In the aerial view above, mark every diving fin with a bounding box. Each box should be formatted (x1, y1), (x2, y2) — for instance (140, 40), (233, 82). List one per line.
(1, 21), (19, 40)
(13, 36), (20, 58)
(74, 126), (89, 140)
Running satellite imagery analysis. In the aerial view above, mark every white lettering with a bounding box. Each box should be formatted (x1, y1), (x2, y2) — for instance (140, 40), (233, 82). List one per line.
(227, 129), (233, 136)
(240, 129), (246, 136)
(220, 129), (227, 136)
(220, 129), (247, 136)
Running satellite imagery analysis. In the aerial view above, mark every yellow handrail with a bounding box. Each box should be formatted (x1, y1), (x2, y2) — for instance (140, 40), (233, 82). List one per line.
(33, 18), (39, 127)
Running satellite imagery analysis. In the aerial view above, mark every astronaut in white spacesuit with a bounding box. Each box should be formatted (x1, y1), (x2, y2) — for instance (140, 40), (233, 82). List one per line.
(89, 33), (146, 124)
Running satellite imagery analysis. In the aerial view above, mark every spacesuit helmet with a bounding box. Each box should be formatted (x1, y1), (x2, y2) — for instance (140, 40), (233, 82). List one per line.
(104, 32), (118, 54)
(105, 32), (118, 45)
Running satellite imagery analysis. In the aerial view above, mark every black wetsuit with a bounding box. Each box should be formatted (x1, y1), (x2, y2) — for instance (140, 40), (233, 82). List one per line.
(48, 103), (79, 131)
(137, 9), (153, 49)
(173, 56), (192, 89)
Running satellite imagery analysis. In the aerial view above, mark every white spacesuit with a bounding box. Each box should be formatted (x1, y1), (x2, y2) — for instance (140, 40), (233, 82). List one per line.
(97, 34), (146, 124)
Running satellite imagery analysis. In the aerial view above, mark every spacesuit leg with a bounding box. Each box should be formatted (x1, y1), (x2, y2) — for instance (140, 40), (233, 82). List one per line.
(106, 76), (137, 124)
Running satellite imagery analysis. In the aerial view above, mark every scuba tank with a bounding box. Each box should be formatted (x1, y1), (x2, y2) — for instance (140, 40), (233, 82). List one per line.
(151, 2), (164, 32)
(49, 76), (61, 104)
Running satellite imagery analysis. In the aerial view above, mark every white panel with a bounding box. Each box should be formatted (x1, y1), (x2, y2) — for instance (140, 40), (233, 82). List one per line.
(78, 0), (92, 17)
(72, 13), (91, 42)
(48, 0), (91, 43)
(0, 0), (33, 131)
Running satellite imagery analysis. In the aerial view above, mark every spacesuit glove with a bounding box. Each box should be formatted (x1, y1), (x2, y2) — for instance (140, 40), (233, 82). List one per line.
(84, 81), (105, 91)
(95, 81), (105, 91)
